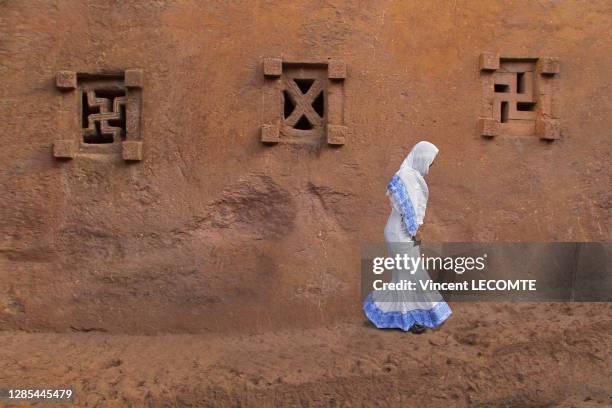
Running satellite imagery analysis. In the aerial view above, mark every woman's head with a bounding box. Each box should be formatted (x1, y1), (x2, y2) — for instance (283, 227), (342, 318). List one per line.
(400, 141), (439, 177)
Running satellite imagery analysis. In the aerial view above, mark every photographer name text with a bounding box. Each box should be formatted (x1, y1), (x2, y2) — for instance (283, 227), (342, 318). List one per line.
(372, 279), (537, 292)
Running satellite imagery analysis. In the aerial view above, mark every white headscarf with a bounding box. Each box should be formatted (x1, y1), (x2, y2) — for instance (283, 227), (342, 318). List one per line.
(388, 141), (439, 235)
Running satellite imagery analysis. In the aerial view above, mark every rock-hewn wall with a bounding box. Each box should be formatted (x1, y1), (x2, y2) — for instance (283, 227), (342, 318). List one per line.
(1, 1), (610, 333)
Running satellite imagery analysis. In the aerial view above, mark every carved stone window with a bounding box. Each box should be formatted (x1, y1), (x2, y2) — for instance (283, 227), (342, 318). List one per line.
(81, 83), (126, 144)
(479, 54), (560, 140)
(261, 58), (347, 146)
(53, 69), (144, 161)
(282, 73), (325, 136)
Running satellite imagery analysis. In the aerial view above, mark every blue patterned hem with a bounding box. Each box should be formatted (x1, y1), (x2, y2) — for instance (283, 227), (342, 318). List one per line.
(387, 175), (418, 237)
(363, 294), (452, 331)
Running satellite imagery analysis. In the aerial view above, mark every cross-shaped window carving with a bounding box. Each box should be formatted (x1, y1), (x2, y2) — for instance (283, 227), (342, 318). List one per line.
(261, 58), (347, 146)
(282, 78), (325, 132)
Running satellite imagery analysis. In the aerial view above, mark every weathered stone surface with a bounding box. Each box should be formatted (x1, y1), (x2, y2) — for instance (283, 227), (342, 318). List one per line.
(327, 60), (346, 79)
(125, 68), (144, 88)
(56, 70), (77, 90)
(0, 1), (610, 337)
(478, 118), (499, 138)
(327, 124), (347, 145)
(260, 124), (279, 143)
(122, 140), (143, 161)
(536, 118), (561, 140)
(538, 57), (560, 75)
(263, 57), (282, 77)
(479, 53), (499, 71)
(53, 139), (77, 158)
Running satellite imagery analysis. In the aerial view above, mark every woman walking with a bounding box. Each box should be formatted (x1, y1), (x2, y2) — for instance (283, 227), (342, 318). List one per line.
(363, 141), (452, 333)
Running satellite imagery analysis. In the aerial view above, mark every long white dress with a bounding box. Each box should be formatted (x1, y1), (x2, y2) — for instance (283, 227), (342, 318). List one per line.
(363, 141), (452, 330)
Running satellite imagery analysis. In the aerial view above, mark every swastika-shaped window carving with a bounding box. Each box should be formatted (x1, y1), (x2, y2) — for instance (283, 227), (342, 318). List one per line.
(493, 61), (536, 127)
(478, 54), (560, 140)
(54, 69), (144, 161)
(82, 89), (126, 144)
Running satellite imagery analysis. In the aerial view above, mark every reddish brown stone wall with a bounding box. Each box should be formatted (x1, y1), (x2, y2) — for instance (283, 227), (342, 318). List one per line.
(0, 1), (610, 334)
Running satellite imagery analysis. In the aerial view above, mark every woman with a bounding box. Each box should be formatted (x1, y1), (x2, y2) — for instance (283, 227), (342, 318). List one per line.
(363, 141), (452, 333)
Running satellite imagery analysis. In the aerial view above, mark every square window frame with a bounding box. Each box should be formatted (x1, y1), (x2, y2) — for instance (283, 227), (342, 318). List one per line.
(53, 69), (144, 160)
(478, 54), (560, 140)
(261, 58), (347, 146)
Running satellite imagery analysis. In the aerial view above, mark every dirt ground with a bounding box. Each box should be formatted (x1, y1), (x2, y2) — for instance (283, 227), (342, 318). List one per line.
(1, 302), (610, 407)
